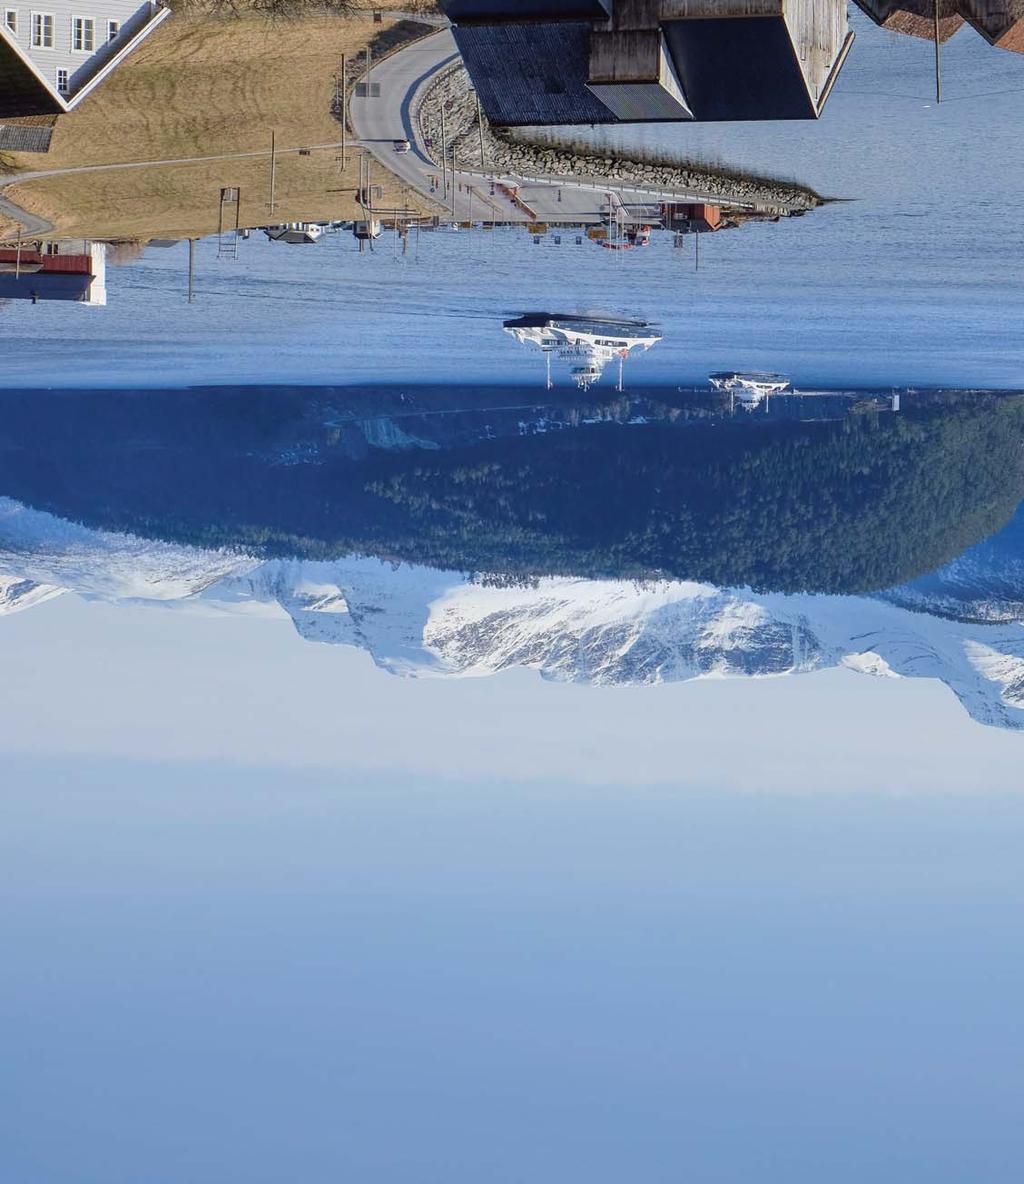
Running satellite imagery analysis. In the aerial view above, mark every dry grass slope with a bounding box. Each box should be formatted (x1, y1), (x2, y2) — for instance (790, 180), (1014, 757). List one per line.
(1, 5), (442, 240)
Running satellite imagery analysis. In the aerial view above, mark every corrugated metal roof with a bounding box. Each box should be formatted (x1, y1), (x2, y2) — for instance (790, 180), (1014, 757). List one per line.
(0, 119), (55, 152)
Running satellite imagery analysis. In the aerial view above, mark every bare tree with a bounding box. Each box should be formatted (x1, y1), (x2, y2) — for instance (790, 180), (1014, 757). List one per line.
(105, 239), (146, 265)
(168, 0), (360, 16)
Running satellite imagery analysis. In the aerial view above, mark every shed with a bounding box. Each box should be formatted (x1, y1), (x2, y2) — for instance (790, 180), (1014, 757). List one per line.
(0, 243), (106, 303)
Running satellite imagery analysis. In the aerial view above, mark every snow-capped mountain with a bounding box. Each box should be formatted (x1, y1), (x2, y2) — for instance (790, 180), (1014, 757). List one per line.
(0, 498), (259, 608)
(2, 497), (1023, 730)
(880, 508), (1024, 623)
(0, 574), (64, 615)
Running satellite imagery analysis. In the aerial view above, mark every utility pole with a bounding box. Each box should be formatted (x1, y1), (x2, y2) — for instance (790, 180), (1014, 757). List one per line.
(440, 104), (448, 202)
(934, 0), (942, 103)
(268, 129), (277, 215)
(695, 231), (700, 272)
(188, 237), (195, 303)
(341, 55), (347, 169)
(451, 147), (457, 217)
(476, 91), (486, 167)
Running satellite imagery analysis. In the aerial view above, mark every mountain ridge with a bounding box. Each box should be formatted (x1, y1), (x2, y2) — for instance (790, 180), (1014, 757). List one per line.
(3, 498), (1023, 730)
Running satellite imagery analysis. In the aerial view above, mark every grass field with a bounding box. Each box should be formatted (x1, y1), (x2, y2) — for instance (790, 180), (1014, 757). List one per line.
(0, 4), (442, 241)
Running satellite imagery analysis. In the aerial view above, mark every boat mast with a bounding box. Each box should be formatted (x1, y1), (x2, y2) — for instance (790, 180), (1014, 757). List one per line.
(934, 0), (942, 104)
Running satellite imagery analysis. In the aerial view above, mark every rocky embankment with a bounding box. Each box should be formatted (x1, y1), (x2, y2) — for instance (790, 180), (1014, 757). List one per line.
(417, 65), (821, 212)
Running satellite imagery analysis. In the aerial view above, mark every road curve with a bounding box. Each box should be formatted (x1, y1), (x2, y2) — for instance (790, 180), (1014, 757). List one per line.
(349, 28), (525, 222)
(0, 191), (53, 236)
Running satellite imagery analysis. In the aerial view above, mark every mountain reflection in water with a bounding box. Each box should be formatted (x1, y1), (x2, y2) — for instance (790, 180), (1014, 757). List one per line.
(1, 385), (1023, 728)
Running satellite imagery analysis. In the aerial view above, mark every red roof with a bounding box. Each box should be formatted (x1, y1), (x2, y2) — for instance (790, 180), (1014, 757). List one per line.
(0, 249), (92, 274)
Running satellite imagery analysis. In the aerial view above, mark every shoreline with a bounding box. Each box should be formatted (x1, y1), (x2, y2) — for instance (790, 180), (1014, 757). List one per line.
(417, 63), (823, 215)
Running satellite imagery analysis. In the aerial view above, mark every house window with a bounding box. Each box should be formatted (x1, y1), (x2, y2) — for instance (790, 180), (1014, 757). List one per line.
(72, 15), (94, 51)
(4, 9), (16, 34)
(106, 18), (118, 40)
(30, 11), (53, 47)
(56, 66), (68, 92)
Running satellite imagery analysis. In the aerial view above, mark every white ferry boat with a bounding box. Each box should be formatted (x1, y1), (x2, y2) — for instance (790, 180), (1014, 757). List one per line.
(504, 315), (662, 391)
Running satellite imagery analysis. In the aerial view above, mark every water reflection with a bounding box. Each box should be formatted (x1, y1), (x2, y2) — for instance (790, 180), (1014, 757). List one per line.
(2, 382), (1022, 728)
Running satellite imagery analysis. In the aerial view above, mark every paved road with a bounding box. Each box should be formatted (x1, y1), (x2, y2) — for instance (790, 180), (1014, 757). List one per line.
(349, 29), (615, 223)
(0, 191), (53, 236)
(348, 29), (523, 222)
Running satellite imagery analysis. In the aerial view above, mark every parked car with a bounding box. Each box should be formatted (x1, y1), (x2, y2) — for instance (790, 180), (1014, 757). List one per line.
(393, 139), (412, 153)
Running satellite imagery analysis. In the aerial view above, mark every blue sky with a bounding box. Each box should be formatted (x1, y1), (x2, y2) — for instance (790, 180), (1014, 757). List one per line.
(4, 747), (1024, 1183)
(2, 594), (1023, 790)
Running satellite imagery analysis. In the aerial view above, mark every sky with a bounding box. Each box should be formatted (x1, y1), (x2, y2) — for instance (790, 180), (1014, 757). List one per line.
(3, 11), (1024, 1181)
(4, 742), (1024, 1183)
(1, 593), (1023, 790)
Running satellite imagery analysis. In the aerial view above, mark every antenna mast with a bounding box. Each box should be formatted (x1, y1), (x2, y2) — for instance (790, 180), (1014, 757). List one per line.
(934, 0), (942, 103)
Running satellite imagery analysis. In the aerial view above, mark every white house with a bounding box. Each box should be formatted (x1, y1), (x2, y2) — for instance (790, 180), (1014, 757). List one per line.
(0, 0), (169, 117)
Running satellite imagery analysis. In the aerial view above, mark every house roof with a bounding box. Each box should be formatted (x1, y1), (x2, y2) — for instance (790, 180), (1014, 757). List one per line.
(0, 116), (57, 153)
(0, 249), (94, 273)
(853, 0), (1024, 52)
(881, 9), (965, 40)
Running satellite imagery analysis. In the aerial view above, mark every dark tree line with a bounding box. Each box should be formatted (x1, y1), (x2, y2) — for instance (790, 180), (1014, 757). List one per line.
(1, 389), (1022, 595)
